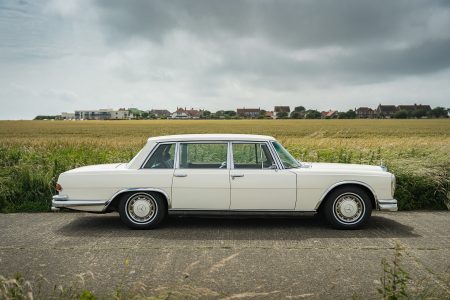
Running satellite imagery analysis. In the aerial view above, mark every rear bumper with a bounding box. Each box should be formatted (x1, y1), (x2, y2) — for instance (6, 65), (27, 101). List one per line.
(51, 195), (107, 211)
(377, 199), (398, 211)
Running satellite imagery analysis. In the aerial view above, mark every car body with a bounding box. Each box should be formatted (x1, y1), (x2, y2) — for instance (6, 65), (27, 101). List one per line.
(52, 134), (397, 229)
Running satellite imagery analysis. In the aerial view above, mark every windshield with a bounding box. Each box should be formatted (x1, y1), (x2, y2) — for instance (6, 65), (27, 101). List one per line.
(272, 141), (301, 169)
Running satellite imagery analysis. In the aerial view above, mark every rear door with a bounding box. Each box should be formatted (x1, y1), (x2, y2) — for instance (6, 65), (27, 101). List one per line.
(171, 142), (231, 209)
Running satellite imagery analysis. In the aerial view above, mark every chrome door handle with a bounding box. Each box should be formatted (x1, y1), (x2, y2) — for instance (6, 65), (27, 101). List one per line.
(231, 174), (244, 179)
(174, 174), (188, 177)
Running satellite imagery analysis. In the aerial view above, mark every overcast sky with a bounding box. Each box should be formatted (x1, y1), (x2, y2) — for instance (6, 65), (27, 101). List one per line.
(1, 0), (450, 119)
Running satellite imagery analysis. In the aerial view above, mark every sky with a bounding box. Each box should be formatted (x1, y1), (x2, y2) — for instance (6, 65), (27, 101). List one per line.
(0, 0), (450, 119)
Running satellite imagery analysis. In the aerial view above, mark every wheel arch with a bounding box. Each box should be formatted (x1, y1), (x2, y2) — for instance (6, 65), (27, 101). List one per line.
(104, 188), (171, 212)
(315, 181), (377, 212)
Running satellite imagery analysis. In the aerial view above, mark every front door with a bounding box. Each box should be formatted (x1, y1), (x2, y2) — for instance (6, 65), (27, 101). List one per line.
(230, 142), (297, 210)
(171, 142), (231, 209)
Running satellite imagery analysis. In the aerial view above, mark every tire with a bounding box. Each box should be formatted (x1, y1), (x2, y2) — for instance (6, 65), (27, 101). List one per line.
(322, 186), (372, 229)
(119, 192), (167, 229)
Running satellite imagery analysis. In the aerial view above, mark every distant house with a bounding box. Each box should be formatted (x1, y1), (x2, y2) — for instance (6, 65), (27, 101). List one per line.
(274, 106), (291, 119)
(149, 109), (171, 118)
(185, 108), (201, 118)
(376, 104), (397, 118)
(321, 110), (338, 119)
(237, 108), (260, 118)
(266, 111), (274, 118)
(171, 107), (201, 119)
(356, 107), (375, 119)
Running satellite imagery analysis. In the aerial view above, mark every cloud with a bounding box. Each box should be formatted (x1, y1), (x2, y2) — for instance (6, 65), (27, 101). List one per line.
(0, 0), (449, 119)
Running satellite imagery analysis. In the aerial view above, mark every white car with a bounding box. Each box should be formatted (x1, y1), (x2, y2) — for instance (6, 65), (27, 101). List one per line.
(52, 134), (397, 229)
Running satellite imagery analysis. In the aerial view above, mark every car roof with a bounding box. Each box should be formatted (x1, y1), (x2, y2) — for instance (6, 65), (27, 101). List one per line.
(147, 134), (276, 143)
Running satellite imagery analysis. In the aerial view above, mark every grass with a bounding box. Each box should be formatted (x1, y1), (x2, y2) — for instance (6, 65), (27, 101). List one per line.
(0, 119), (449, 212)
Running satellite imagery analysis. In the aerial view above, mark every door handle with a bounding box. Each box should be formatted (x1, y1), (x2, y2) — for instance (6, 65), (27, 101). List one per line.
(231, 174), (244, 179)
(174, 174), (188, 177)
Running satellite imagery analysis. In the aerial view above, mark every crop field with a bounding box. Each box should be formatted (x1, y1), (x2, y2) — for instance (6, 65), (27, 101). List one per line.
(0, 119), (449, 212)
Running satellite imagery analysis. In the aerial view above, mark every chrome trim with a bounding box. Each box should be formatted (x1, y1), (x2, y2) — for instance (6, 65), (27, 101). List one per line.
(378, 199), (398, 211)
(168, 209), (316, 216)
(52, 199), (107, 208)
(104, 187), (172, 210)
(52, 195), (68, 201)
(267, 141), (284, 170)
(314, 180), (379, 210)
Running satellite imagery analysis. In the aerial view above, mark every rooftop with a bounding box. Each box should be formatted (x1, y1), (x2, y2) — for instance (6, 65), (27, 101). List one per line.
(147, 134), (276, 143)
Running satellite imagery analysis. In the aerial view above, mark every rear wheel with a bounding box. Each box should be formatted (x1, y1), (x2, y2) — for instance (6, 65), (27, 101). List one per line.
(119, 192), (166, 229)
(323, 186), (372, 229)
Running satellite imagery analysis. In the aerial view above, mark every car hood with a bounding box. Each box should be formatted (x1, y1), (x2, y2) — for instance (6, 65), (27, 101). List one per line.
(298, 162), (385, 172)
(63, 163), (127, 174)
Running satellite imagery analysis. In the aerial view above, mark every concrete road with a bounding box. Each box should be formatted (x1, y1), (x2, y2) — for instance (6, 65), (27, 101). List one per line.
(0, 212), (449, 299)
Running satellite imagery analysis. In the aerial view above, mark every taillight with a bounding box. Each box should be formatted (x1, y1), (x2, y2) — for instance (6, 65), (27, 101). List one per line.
(56, 183), (62, 192)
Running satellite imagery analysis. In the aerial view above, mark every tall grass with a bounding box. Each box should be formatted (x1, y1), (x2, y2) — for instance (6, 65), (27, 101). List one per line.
(0, 119), (449, 212)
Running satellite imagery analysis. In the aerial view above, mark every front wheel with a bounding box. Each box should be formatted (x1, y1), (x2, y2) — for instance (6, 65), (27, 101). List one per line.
(322, 186), (372, 229)
(119, 192), (166, 229)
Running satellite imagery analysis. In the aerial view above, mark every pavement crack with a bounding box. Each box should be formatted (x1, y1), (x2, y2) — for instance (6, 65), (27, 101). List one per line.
(209, 252), (240, 273)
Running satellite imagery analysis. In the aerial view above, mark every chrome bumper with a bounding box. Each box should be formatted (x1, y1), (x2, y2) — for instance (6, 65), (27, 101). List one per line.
(51, 195), (107, 210)
(378, 199), (398, 211)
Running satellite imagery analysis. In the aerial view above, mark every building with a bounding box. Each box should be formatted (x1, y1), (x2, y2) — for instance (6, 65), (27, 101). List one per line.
(236, 108), (260, 118)
(149, 109), (171, 118)
(356, 107), (375, 119)
(321, 110), (338, 118)
(74, 108), (132, 120)
(376, 105), (397, 118)
(274, 106), (291, 118)
(61, 112), (75, 120)
(171, 107), (201, 119)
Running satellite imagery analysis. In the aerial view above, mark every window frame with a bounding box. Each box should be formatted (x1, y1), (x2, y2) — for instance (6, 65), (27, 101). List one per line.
(140, 140), (285, 170)
(230, 141), (279, 170)
(176, 141), (230, 170)
(140, 142), (177, 169)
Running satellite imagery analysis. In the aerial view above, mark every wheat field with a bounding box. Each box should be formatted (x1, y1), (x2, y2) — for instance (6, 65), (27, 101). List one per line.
(0, 119), (449, 212)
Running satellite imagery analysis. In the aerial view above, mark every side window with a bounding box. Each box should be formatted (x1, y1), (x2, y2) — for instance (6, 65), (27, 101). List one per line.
(180, 143), (228, 169)
(143, 143), (175, 169)
(233, 143), (275, 169)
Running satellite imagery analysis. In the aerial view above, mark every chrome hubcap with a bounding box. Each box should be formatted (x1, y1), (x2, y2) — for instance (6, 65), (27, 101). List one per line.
(126, 194), (156, 223)
(333, 193), (364, 224)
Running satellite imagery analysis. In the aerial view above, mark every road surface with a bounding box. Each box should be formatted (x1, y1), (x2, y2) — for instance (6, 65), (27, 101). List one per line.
(0, 211), (449, 299)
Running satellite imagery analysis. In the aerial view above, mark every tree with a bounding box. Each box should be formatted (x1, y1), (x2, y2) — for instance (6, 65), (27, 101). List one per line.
(276, 111), (288, 119)
(394, 110), (408, 119)
(304, 110), (321, 119)
(294, 106), (306, 112)
(200, 110), (211, 119)
(290, 111), (303, 119)
(429, 107), (447, 118)
(258, 109), (267, 119)
(345, 109), (356, 119)
(224, 110), (236, 117)
(412, 109), (427, 119)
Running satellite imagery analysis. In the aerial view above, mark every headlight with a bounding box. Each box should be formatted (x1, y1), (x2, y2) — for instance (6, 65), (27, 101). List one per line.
(391, 175), (396, 197)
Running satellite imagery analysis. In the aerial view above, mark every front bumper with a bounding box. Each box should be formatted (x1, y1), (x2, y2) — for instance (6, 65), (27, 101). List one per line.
(377, 199), (398, 211)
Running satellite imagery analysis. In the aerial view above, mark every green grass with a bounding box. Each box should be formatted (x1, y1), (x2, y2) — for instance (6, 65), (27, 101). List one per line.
(0, 119), (449, 212)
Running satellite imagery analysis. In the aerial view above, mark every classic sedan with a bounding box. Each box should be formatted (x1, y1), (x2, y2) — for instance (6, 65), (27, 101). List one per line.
(52, 134), (397, 229)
